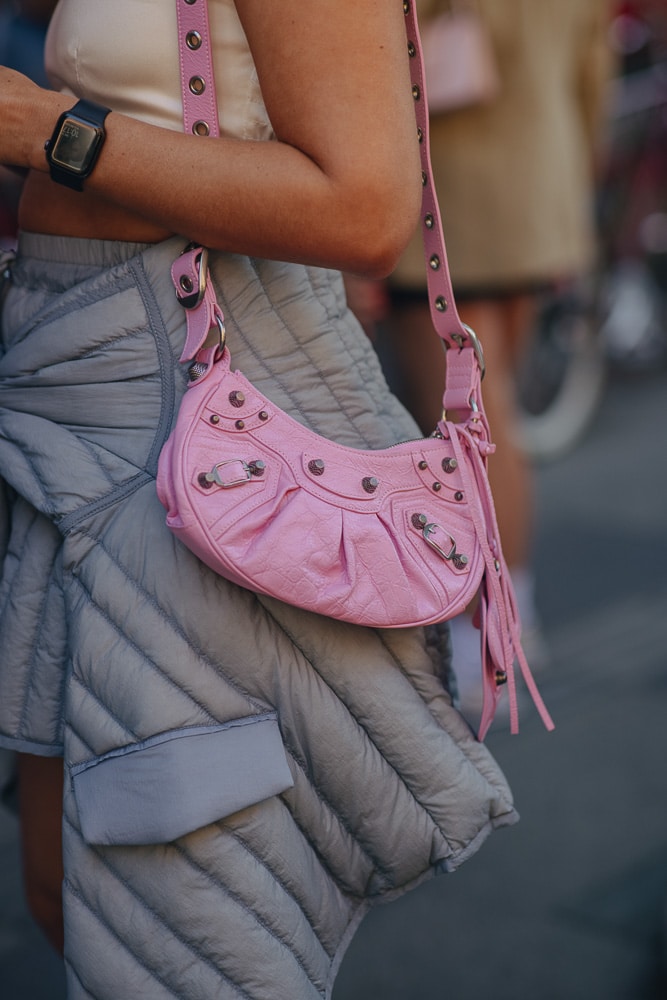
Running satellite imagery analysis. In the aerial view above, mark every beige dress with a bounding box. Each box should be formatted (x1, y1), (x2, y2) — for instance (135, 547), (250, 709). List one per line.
(393, 0), (612, 292)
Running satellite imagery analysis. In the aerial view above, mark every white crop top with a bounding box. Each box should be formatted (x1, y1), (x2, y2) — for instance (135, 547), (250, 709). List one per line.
(45, 0), (273, 141)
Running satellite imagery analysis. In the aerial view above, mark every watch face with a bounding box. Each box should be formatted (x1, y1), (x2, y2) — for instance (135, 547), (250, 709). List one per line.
(50, 117), (101, 174)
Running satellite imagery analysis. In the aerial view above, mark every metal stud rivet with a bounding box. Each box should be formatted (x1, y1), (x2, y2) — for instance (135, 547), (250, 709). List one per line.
(198, 473), (213, 489)
(441, 457), (458, 474)
(403, 1), (410, 15)
(249, 460), (266, 476)
(417, 126), (423, 143)
(422, 170), (428, 187)
(424, 213), (434, 229)
(189, 75), (206, 95)
(418, 460), (428, 470)
(432, 482), (442, 492)
(259, 411), (269, 421)
(407, 41), (416, 57)
(362, 476), (379, 494)
(209, 414), (220, 425)
(235, 419), (245, 430)
(411, 513), (428, 529)
(308, 459), (325, 476)
(453, 554), (469, 570)
(429, 254), (441, 271)
(455, 491), (464, 502)
(412, 84), (421, 101)
(495, 670), (508, 686)
(435, 296), (448, 313)
(229, 390), (245, 407)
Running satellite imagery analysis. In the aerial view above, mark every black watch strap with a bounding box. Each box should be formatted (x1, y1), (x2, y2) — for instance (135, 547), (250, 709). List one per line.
(70, 98), (111, 126)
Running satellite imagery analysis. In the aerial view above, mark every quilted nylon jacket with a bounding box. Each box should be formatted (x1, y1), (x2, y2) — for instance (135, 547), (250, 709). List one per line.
(0, 234), (517, 998)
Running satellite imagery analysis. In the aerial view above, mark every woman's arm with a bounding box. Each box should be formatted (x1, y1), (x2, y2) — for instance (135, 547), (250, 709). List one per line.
(1, 0), (422, 277)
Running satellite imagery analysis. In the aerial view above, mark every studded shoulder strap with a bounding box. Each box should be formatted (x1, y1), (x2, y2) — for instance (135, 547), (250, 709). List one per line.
(174, 0), (483, 374)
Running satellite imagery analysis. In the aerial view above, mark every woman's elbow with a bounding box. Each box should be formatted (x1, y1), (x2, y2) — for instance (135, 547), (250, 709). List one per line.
(340, 173), (422, 279)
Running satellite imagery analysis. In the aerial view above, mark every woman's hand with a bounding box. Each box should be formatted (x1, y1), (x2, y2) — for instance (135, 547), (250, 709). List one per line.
(0, 67), (64, 171)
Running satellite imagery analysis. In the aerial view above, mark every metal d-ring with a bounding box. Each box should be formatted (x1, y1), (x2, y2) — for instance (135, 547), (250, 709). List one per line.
(214, 309), (226, 351)
(451, 323), (486, 380)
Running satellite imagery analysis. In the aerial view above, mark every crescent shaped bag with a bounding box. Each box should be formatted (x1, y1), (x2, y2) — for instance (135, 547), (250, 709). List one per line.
(156, 0), (554, 740)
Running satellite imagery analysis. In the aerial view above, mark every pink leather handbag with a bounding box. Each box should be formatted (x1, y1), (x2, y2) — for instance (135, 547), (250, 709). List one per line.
(156, 0), (553, 739)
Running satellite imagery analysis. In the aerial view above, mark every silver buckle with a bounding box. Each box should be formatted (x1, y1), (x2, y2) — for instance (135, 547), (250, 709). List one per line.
(204, 460), (252, 488)
(423, 523), (469, 568)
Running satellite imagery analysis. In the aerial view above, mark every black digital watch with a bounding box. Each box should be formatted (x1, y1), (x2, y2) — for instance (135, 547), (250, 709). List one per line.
(44, 98), (111, 192)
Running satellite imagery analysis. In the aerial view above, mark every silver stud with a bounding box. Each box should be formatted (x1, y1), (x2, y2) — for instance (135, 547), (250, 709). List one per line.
(432, 482), (442, 492)
(429, 254), (440, 271)
(248, 461), (266, 477)
(198, 473), (213, 489)
(418, 460), (428, 470)
(424, 214), (434, 229)
(435, 296), (448, 313)
(411, 513), (428, 529)
(407, 41), (416, 58)
(495, 669), (508, 686)
(412, 84), (421, 102)
(209, 414), (220, 425)
(259, 410), (269, 421)
(455, 491), (464, 502)
(453, 554), (469, 570)
(235, 419), (245, 430)
(441, 457), (458, 473)
(228, 390), (245, 408)
(308, 459), (325, 476)
(362, 476), (379, 494)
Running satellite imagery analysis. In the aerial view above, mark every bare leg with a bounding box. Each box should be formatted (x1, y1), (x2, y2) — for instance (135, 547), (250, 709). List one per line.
(383, 297), (448, 434)
(387, 293), (537, 568)
(17, 753), (65, 954)
(457, 296), (536, 570)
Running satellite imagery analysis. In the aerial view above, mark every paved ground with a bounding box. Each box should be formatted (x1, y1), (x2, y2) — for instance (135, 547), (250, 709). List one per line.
(1, 364), (666, 999)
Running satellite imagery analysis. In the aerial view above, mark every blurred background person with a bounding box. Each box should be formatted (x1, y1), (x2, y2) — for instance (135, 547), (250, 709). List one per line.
(597, 0), (667, 370)
(374, 0), (613, 719)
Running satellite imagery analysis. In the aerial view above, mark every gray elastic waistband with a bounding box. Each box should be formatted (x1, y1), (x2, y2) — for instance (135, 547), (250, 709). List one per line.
(16, 231), (185, 269)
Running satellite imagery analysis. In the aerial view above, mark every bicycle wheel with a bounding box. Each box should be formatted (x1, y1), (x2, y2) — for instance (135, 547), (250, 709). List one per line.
(515, 283), (606, 461)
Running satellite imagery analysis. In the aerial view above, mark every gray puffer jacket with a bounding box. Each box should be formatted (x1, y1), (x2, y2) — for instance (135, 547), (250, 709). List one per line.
(0, 234), (517, 999)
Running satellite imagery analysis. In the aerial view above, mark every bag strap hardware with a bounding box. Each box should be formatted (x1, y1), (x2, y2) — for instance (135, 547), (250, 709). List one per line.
(202, 460), (254, 489)
(175, 243), (209, 309)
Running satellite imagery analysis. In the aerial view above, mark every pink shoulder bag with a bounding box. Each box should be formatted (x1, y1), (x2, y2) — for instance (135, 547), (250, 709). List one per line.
(156, 0), (554, 740)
